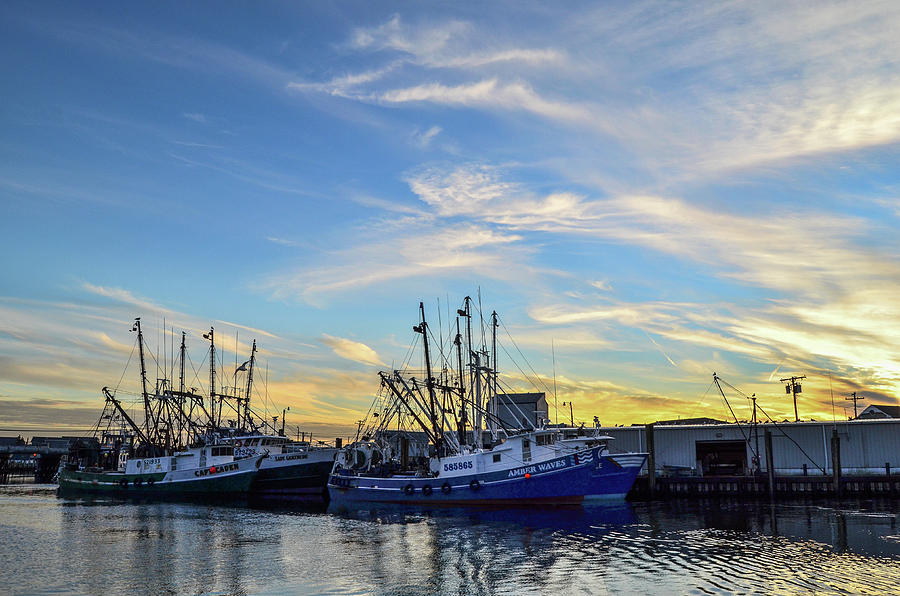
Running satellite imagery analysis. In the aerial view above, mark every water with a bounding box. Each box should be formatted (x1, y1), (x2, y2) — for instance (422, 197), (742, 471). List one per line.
(2, 485), (899, 595)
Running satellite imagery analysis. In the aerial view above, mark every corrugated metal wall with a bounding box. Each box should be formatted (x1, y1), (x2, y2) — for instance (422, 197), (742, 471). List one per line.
(600, 419), (900, 476)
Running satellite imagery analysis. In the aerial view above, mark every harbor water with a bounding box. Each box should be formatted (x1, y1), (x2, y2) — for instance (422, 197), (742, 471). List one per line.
(2, 485), (899, 595)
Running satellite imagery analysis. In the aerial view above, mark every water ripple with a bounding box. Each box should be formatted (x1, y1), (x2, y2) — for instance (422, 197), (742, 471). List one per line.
(2, 487), (900, 594)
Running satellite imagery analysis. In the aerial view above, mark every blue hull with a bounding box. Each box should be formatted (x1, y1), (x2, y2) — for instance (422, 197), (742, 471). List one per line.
(328, 449), (645, 506)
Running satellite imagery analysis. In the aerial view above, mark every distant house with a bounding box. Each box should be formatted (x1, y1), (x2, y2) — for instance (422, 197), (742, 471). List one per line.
(488, 392), (549, 430)
(30, 436), (79, 449)
(857, 404), (900, 419)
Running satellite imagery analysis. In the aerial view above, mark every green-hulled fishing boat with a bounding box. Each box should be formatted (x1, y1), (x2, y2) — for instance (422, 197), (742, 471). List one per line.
(57, 318), (265, 498)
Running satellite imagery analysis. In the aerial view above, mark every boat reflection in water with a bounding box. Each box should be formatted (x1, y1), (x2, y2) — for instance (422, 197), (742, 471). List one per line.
(6, 485), (900, 595)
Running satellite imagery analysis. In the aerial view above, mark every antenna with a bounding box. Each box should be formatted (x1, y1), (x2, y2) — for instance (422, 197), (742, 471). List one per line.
(552, 339), (558, 425)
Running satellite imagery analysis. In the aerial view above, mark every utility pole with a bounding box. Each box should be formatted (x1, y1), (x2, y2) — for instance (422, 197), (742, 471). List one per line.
(845, 392), (862, 419)
(780, 375), (806, 422)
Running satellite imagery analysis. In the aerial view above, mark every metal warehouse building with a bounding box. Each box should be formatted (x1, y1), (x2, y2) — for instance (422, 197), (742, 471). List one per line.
(599, 419), (900, 477)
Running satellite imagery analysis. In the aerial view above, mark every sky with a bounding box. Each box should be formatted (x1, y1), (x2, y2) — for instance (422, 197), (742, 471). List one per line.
(2, 1), (899, 440)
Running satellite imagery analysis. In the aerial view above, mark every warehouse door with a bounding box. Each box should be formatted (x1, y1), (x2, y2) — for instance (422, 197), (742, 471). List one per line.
(696, 441), (747, 476)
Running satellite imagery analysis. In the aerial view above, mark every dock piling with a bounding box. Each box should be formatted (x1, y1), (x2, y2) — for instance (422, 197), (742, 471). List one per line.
(646, 423), (656, 496)
(764, 429), (775, 497)
(831, 429), (841, 496)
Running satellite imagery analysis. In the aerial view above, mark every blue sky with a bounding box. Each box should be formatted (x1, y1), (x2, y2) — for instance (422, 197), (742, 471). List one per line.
(2, 1), (899, 438)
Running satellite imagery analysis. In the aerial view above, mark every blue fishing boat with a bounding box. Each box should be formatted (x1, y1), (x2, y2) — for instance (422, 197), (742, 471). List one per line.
(328, 299), (646, 506)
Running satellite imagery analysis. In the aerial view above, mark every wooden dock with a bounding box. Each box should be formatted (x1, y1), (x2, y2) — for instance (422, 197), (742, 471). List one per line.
(629, 474), (900, 500)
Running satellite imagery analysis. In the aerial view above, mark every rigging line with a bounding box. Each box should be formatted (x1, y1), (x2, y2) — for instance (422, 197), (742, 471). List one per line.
(497, 341), (555, 401)
(754, 401), (826, 474)
(683, 377), (717, 421)
(715, 376), (819, 469)
(186, 351), (207, 395)
(113, 336), (138, 394)
(477, 288), (486, 353)
(398, 331), (420, 373)
(498, 318), (555, 396)
(713, 375), (755, 458)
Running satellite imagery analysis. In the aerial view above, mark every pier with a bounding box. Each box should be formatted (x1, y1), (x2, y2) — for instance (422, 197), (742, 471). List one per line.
(629, 474), (900, 499)
(0, 444), (68, 483)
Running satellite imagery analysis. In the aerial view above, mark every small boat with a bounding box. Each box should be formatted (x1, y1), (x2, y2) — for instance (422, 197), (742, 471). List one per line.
(328, 299), (647, 506)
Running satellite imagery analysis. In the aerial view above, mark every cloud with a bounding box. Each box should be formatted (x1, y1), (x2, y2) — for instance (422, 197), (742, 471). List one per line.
(81, 282), (171, 314)
(376, 79), (597, 126)
(262, 222), (536, 305)
(0, 397), (103, 432)
(321, 335), (386, 367)
(411, 125), (442, 148)
(182, 112), (207, 123)
(349, 15), (566, 70)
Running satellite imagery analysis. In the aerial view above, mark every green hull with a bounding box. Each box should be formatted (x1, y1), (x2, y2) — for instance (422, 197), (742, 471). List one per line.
(58, 467), (255, 496)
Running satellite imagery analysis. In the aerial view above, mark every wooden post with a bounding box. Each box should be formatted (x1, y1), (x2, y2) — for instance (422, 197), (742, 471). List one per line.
(765, 429), (775, 498)
(831, 429), (841, 496)
(646, 423), (656, 497)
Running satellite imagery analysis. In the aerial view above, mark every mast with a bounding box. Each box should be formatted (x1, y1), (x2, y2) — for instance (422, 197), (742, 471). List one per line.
(491, 310), (498, 436)
(244, 339), (257, 428)
(461, 296), (477, 444)
(178, 332), (186, 394)
(203, 327), (216, 428)
(454, 317), (467, 446)
(132, 318), (152, 440)
(414, 302), (441, 447)
(473, 351), (483, 449)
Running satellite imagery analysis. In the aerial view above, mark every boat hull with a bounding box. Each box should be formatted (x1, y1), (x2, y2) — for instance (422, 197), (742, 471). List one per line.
(251, 453), (336, 500)
(57, 455), (262, 497)
(586, 453), (648, 500)
(328, 448), (644, 506)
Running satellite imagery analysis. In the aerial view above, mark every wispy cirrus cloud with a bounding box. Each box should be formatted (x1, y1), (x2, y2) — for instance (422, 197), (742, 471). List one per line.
(349, 15), (566, 70)
(262, 222), (537, 305)
(321, 334), (385, 367)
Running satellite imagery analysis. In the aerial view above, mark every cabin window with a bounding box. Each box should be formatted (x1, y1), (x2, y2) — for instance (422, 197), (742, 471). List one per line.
(493, 454), (501, 463)
(536, 434), (552, 446)
(522, 439), (532, 462)
(170, 458), (177, 471)
(211, 446), (233, 457)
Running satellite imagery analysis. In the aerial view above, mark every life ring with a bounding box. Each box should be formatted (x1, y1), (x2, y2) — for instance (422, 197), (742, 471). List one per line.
(422, 484), (433, 496)
(147, 477), (155, 486)
(469, 480), (481, 491)
(236, 440), (243, 447)
(441, 482), (452, 494)
(403, 483), (414, 495)
(134, 477), (144, 487)
(118, 478), (128, 489)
